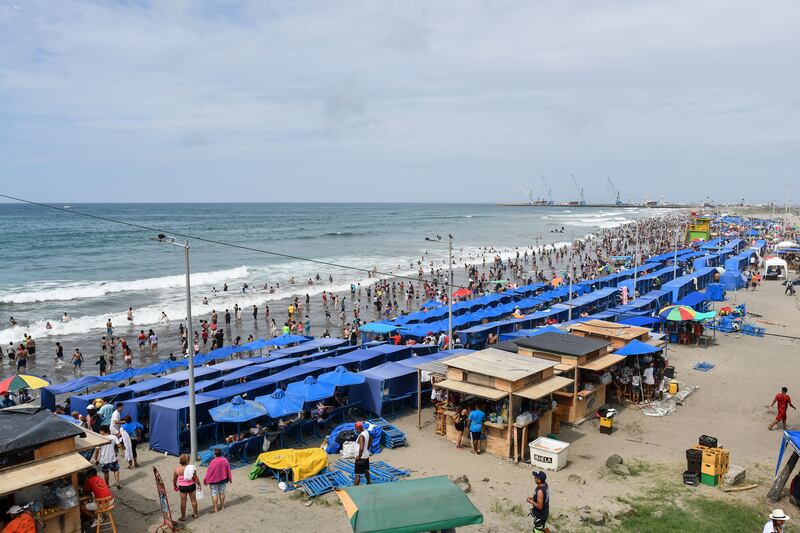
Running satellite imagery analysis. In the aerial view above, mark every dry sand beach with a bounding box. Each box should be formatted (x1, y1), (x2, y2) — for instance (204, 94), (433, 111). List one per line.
(101, 277), (800, 533)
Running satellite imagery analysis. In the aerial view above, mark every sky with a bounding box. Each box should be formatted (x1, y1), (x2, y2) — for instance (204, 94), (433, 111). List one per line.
(0, 1), (798, 205)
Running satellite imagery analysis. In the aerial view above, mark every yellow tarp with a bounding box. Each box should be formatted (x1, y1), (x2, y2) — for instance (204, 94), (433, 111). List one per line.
(255, 448), (328, 481)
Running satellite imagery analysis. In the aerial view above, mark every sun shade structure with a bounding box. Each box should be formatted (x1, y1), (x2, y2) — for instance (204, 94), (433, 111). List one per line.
(0, 374), (49, 394)
(336, 476), (483, 533)
(255, 389), (305, 418)
(0, 407), (85, 454)
(286, 376), (336, 402)
(452, 288), (472, 298)
(318, 366), (366, 386)
(514, 332), (610, 358)
(209, 395), (268, 423)
(265, 334), (311, 347)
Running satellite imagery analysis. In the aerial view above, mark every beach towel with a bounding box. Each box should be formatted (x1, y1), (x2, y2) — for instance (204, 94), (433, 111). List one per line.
(119, 427), (134, 463)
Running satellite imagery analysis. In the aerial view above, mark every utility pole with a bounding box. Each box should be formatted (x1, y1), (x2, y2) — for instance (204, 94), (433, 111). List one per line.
(448, 234), (453, 349)
(154, 235), (197, 461)
(568, 232), (574, 321)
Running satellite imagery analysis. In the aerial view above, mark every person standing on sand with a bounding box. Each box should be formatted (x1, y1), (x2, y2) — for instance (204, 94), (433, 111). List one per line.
(203, 448), (232, 513)
(769, 387), (796, 431)
(468, 404), (486, 454)
(527, 471), (550, 533)
(353, 422), (371, 486)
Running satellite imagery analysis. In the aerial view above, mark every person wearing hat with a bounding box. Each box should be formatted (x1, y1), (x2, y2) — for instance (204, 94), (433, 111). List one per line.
(353, 422), (371, 486)
(764, 509), (789, 532)
(4, 504), (38, 532)
(526, 471), (550, 533)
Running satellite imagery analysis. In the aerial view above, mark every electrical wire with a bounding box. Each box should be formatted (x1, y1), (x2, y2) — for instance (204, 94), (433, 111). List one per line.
(0, 193), (473, 289)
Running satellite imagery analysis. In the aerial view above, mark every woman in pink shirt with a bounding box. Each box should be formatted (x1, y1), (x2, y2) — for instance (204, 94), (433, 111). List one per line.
(203, 448), (232, 513)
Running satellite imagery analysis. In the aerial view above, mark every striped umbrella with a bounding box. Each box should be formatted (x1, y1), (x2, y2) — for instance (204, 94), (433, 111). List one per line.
(0, 374), (50, 394)
(658, 305), (698, 322)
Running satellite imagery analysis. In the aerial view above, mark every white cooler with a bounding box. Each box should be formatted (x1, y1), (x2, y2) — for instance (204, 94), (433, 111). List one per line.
(529, 436), (569, 471)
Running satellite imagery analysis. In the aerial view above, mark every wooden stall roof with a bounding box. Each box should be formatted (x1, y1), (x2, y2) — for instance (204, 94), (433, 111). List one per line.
(578, 353), (627, 372)
(554, 363), (574, 372)
(0, 454), (90, 496)
(435, 379), (508, 401)
(514, 332), (610, 357)
(75, 428), (111, 453)
(444, 348), (556, 382)
(513, 376), (574, 400)
(568, 320), (651, 340)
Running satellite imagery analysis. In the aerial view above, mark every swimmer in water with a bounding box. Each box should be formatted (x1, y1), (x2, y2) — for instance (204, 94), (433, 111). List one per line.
(62, 312), (71, 322)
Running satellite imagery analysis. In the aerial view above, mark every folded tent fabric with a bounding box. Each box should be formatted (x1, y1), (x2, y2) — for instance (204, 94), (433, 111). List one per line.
(255, 447), (327, 482)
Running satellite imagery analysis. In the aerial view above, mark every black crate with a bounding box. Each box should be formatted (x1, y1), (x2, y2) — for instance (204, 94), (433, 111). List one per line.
(687, 459), (701, 473)
(686, 448), (703, 461)
(699, 435), (718, 448)
(683, 471), (699, 486)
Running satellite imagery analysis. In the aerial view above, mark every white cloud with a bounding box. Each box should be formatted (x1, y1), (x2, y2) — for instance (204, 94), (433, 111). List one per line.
(0, 0), (798, 203)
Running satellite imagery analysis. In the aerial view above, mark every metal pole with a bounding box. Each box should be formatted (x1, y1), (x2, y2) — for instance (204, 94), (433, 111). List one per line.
(183, 241), (197, 462)
(632, 224), (639, 299)
(672, 222), (680, 281)
(448, 236), (453, 349)
(568, 233), (574, 321)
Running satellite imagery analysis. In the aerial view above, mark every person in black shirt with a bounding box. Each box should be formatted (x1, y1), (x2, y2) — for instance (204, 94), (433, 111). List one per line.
(527, 471), (550, 533)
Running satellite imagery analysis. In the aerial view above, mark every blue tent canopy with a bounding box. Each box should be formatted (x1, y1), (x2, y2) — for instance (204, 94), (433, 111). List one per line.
(202, 378), (277, 402)
(359, 322), (399, 334)
(614, 339), (662, 356)
(210, 358), (259, 373)
(421, 300), (443, 308)
(209, 395), (267, 423)
(70, 386), (135, 416)
(149, 394), (218, 456)
(267, 363), (319, 385)
(264, 334), (312, 347)
(164, 366), (222, 383)
(775, 430), (800, 475)
(255, 389), (305, 419)
(286, 376), (336, 402)
(124, 377), (174, 395)
(349, 362), (418, 416)
(318, 366), (366, 386)
(120, 377), (225, 422)
(618, 316), (666, 329)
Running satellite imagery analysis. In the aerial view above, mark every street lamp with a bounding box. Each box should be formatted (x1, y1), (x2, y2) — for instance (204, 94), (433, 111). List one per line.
(425, 234), (454, 349)
(152, 234), (197, 461)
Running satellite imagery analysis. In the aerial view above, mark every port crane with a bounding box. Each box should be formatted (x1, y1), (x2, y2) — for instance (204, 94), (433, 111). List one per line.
(570, 174), (585, 206)
(606, 177), (623, 206)
(539, 175), (553, 205)
(518, 186), (534, 204)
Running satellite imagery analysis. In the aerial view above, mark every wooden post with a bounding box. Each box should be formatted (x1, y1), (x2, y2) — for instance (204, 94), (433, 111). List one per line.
(768, 449), (798, 502)
(506, 393), (513, 459)
(417, 370), (422, 428)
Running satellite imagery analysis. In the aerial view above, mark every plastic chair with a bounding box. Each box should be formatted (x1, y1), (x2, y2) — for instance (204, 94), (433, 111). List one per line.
(94, 496), (118, 533)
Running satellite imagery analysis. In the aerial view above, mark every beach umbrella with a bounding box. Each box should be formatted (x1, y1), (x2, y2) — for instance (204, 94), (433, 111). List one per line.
(693, 311), (717, 322)
(658, 305), (698, 322)
(318, 366), (366, 387)
(209, 395), (268, 423)
(0, 374), (49, 394)
(550, 277), (563, 287)
(286, 376), (336, 402)
(614, 340), (661, 357)
(256, 389), (305, 418)
(452, 288), (472, 298)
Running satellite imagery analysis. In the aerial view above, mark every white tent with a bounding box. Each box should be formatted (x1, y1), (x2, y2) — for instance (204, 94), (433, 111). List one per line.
(766, 257), (788, 269)
(776, 241), (798, 249)
(765, 257), (789, 279)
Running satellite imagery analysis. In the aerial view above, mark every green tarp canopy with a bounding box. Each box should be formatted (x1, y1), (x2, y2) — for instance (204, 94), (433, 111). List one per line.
(337, 476), (484, 533)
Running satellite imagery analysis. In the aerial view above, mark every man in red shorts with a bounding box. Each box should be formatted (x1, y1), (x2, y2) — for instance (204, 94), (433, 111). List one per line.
(769, 387), (796, 431)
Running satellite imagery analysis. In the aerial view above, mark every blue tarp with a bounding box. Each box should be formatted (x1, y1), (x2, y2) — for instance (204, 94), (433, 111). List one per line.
(618, 316), (666, 329)
(267, 338), (349, 360)
(707, 283), (725, 301)
(261, 334), (312, 347)
(149, 394), (218, 456)
(124, 377), (174, 395)
(221, 359), (296, 385)
(202, 378), (277, 401)
(120, 376), (226, 422)
(676, 291), (710, 310)
(325, 423), (382, 455)
(614, 340), (662, 356)
(210, 358), (259, 372)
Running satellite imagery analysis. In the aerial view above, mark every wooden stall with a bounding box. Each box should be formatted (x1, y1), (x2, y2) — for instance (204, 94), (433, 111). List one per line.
(432, 348), (571, 459)
(567, 320), (651, 349)
(0, 408), (107, 533)
(514, 332), (623, 425)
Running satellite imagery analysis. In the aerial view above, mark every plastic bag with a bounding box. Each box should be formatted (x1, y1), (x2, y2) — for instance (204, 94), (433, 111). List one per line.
(340, 441), (359, 459)
(196, 488), (204, 500)
(55, 485), (78, 509)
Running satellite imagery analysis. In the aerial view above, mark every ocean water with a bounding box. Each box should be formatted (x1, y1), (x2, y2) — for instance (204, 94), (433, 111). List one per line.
(0, 203), (667, 345)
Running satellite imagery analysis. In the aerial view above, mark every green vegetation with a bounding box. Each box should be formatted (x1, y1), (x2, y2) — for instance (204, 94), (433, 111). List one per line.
(615, 486), (765, 532)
